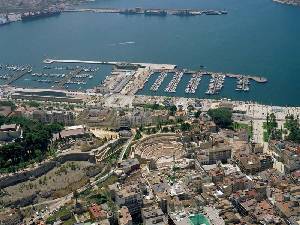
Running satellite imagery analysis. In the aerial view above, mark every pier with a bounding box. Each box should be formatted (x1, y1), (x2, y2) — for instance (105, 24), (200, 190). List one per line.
(151, 70), (267, 95)
(5, 68), (32, 85)
(205, 73), (226, 95)
(165, 71), (183, 93)
(55, 68), (83, 88)
(150, 72), (167, 91)
(64, 7), (228, 16)
(185, 72), (202, 94)
(235, 76), (250, 91)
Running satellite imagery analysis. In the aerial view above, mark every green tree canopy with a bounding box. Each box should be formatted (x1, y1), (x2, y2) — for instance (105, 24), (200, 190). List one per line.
(207, 107), (233, 129)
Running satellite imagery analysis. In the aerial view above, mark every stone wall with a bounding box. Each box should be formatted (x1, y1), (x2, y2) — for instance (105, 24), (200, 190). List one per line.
(0, 152), (96, 189)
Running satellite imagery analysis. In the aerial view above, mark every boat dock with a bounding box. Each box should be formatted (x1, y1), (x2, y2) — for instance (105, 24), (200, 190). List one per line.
(5, 68), (32, 85)
(64, 7), (228, 16)
(235, 76), (250, 91)
(205, 73), (226, 95)
(150, 72), (167, 91)
(149, 69), (267, 95)
(55, 68), (83, 88)
(185, 72), (202, 94)
(165, 71), (183, 93)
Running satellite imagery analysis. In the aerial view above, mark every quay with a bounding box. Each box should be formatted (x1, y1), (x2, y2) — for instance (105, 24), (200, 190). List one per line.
(43, 59), (177, 70)
(64, 7), (228, 16)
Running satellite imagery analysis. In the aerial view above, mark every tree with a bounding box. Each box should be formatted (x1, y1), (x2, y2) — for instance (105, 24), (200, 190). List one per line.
(180, 122), (191, 132)
(162, 127), (169, 133)
(168, 105), (177, 116)
(73, 190), (79, 204)
(0, 116), (64, 172)
(0, 100), (16, 110)
(134, 130), (142, 140)
(26, 101), (40, 108)
(284, 115), (300, 143)
(207, 108), (233, 129)
(194, 110), (201, 118)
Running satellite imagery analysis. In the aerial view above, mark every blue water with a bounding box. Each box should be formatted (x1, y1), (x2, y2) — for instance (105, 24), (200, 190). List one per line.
(0, 0), (300, 105)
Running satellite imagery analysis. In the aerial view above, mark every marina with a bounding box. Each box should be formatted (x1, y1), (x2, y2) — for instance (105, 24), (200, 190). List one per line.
(0, 60), (268, 97)
(147, 70), (267, 96)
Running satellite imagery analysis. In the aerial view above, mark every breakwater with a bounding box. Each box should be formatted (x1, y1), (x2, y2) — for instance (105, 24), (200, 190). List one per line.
(64, 7), (228, 16)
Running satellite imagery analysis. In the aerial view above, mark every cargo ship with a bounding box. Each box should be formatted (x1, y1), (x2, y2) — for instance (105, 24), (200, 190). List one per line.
(172, 10), (196, 16)
(119, 8), (143, 15)
(21, 10), (61, 21)
(144, 10), (167, 16)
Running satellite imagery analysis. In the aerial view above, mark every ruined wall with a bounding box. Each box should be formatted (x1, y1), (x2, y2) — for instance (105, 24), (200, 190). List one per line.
(0, 152), (96, 189)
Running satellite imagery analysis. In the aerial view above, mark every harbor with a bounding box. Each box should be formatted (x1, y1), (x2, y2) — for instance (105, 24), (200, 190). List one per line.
(0, 59), (268, 101)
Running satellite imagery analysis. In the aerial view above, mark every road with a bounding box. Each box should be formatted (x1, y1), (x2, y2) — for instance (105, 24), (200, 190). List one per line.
(118, 136), (134, 163)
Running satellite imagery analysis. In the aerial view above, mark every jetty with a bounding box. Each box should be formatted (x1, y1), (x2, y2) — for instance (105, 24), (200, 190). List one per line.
(43, 59), (177, 70)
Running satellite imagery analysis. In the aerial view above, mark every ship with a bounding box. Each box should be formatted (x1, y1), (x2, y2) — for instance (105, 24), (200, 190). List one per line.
(21, 10), (61, 21)
(172, 10), (195, 16)
(203, 10), (222, 15)
(144, 10), (167, 16)
(120, 8), (143, 15)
